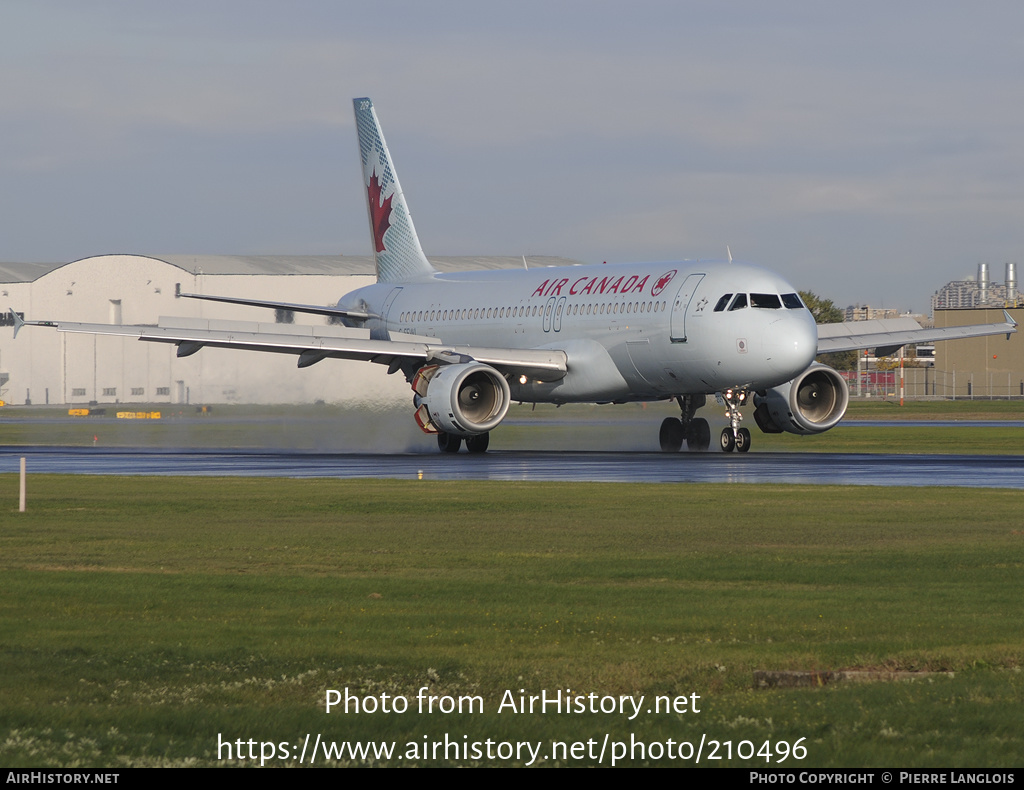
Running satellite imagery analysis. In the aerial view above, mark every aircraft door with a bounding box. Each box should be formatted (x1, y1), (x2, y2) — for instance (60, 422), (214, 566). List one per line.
(553, 296), (566, 332)
(381, 287), (403, 321)
(375, 287), (404, 340)
(669, 274), (705, 342)
(542, 296), (556, 332)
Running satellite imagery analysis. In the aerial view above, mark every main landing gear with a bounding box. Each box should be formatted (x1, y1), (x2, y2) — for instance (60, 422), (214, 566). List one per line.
(718, 388), (751, 453)
(659, 394), (710, 452)
(437, 431), (490, 454)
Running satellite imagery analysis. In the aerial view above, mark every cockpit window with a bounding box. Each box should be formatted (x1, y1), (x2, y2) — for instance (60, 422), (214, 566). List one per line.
(728, 293), (748, 311)
(781, 293), (803, 309)
(714, 294), (733, 312)
(750, 293), (782, 309)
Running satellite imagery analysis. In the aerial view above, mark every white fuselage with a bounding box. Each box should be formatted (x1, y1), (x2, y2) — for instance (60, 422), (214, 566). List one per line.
(339, 259), (819, 404)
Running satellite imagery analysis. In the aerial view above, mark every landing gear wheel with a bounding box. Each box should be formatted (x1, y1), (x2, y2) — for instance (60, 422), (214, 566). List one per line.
(465, 433), (490, 454)
(437, 432), (462, 453)
(735, 427), (751, 453)
(720, 428), (736, 453)
(659, 417), (684, 452)
(686, 418), (711, 452)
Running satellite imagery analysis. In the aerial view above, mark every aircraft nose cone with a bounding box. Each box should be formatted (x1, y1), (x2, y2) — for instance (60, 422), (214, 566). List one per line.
(763, 311), (818, 379)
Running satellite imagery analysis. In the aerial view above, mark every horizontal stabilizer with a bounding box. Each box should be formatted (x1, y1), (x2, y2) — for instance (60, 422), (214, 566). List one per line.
(176, 290), (378, 322)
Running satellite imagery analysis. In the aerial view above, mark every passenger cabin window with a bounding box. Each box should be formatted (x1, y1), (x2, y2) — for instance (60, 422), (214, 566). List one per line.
(728, 293), (748, 311)
(750, 293), (782, 309)
(714, 294), (733, 312)
(781, 293), (803, 309)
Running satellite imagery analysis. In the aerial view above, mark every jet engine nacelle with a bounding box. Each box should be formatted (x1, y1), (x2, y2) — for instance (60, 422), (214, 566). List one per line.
(411, 362), (511, 437)
(752, 363), (849, 436)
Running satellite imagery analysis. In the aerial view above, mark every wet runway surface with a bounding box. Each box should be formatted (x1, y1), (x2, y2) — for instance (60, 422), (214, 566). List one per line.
(4, 446), (1024, 488)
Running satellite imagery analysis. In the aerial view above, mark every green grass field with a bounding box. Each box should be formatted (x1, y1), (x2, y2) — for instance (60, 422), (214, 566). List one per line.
(1, 475), (1021, 767)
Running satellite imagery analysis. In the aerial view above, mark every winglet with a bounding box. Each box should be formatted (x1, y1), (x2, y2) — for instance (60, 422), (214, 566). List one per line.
(1004, 309), (1017, 339)
(10, 308), (24, 339)
(10, 308), (58, 338)
(352, 98), (436, 284)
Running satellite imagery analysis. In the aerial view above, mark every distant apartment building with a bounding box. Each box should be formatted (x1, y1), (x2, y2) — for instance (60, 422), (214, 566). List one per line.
(931, 262), (1020, 311)
(844, 304), (902, 322)
(843, 305), (930, 329)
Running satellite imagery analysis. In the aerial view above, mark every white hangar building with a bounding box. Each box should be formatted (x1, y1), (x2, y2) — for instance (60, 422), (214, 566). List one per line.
(0, 254), (579, 406)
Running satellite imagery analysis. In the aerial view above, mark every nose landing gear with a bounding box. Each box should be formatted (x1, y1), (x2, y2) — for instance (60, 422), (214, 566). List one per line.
(719, 388), (752, 453)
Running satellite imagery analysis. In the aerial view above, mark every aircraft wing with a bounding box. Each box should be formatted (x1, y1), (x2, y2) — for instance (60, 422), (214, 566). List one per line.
(816, 312), (1017, 356)
(14, 314), (567, 382)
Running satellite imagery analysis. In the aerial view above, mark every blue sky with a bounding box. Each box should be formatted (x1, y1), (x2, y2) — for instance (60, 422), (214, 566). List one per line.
(2, 1), (1023, 313)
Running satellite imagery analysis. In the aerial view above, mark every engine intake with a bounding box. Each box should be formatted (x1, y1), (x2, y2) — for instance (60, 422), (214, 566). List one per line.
(411, 362), (511, 437)
(753, 363), (849, 436)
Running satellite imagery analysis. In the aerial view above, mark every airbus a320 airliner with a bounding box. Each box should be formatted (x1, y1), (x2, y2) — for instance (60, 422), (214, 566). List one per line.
(13, 98), (1017, 453)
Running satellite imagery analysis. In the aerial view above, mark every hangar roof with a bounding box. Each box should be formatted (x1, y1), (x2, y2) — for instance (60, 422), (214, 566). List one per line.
(0, 254), (584, 283)
(0, 261), (62, 284)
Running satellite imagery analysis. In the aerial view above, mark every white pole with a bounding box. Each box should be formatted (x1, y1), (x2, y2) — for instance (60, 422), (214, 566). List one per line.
(19, 456), (26, 512)
(899, 346), (905, 406)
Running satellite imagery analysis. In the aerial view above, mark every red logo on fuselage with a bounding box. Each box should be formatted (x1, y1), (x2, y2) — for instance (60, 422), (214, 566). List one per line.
(651, 270), (676, 296)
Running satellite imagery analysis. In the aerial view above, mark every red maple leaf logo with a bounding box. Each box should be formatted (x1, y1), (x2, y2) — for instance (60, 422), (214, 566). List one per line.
(652, 269), (676, 296)
(367, 170), (393, 253)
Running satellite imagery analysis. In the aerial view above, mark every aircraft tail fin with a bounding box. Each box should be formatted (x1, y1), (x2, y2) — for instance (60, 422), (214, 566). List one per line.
(353, 98), (436, 283)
